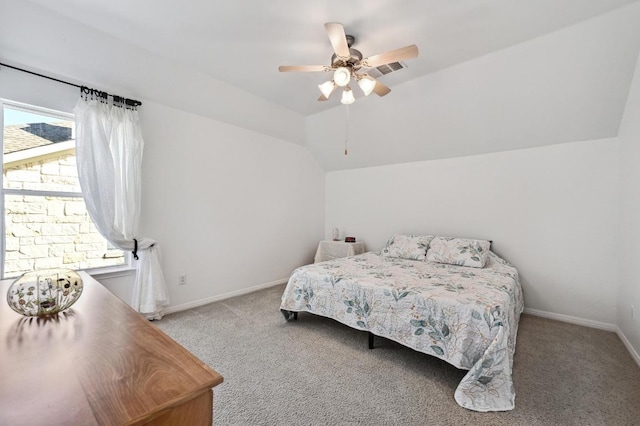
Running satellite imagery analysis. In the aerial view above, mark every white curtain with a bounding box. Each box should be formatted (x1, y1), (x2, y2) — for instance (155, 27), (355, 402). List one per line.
(74, 98), (169, 319)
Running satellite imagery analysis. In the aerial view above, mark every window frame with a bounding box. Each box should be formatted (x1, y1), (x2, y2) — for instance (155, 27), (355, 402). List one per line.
(1, 99), (133, 279)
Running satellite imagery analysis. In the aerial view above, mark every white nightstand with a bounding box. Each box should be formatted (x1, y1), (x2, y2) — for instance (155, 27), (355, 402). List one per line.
(314, 240), (366, 263)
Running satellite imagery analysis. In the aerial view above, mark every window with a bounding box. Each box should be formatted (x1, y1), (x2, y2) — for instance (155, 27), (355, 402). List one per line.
(1, 100), (128, 279)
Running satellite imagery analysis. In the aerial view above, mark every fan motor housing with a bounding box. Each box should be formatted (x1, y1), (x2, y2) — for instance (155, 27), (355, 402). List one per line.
(331, 48), (363, 67)
(331, 35), (362, 68)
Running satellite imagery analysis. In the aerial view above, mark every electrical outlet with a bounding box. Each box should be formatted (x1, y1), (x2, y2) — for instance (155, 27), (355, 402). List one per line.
(178, 274), (187, 285)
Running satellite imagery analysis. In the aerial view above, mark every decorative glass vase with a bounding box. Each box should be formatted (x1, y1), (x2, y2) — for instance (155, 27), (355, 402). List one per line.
(6, 269), (83, 316)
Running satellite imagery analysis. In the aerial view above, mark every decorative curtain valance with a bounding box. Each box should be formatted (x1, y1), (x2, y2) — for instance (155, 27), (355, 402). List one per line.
(74, 96), (169, 319)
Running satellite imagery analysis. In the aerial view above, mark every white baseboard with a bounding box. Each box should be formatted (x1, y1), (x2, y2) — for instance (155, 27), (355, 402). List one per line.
(524, 307), (640, 368)
(523, 307), (616, 331)
(163, 278), (288, 315)
(616, 326), (640, 368)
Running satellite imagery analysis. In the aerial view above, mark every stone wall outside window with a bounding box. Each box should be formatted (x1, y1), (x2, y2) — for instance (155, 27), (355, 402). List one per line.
(3, 152), (124, 277)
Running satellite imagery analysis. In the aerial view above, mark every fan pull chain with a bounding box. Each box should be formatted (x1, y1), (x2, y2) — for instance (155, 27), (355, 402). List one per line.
(344, 104), (350, 156)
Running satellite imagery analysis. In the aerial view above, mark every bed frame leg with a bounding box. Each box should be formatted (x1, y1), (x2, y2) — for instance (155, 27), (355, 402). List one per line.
(368, 332), (374, 349)
(280, 309), (298, 321)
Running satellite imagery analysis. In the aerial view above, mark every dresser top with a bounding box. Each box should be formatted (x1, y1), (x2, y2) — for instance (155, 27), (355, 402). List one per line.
(0, 272), (223, 425)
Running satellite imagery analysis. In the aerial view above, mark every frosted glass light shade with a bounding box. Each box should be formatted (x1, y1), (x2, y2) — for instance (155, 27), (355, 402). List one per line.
(358, 76), (376, 96)
(318, 80), (336, 98)
(333, 67), (351, 87)
(341, 87), (355, 105)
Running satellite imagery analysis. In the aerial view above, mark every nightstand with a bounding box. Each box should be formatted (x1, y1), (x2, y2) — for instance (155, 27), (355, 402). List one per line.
(314, 240), (366, 263)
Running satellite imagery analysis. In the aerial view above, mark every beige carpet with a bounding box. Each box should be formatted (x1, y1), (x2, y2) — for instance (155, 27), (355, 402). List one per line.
(155, 284), (640, 426)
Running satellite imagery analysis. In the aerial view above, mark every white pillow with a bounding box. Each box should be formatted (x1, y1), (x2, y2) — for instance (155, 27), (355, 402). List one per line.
(381, 235), (434, 261)
(426, 237), (490, 268)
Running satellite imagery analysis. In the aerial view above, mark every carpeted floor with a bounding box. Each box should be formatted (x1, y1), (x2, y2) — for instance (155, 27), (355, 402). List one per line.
(155, 284), (640, 426)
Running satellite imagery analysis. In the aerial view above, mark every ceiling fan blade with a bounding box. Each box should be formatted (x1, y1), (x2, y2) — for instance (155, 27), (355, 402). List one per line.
(361, 44), (419, 68)
(325, 22), (351, 59)
(318, 94), (329, 101)
(373, 80), (391, 97)
(279, 65), (332, 72)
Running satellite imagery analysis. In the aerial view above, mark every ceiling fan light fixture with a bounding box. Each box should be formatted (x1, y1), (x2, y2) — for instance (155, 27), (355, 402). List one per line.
(333, 67), (351, 87)
(279, 22), (418, 107)
(341, 86), (355, 105)
(318, 80), (336, 98)
(357, 76), (376, 96)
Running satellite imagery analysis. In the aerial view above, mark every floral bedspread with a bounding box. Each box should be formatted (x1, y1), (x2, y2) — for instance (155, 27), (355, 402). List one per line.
(280, 251), (524, 412)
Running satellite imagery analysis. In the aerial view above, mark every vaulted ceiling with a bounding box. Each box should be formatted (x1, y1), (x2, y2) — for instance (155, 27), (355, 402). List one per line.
(17, 0), (640, 116)
(2, 0), (640, 170)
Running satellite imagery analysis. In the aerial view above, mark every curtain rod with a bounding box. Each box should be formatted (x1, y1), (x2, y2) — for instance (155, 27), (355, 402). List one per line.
(0, 61), (142, 107)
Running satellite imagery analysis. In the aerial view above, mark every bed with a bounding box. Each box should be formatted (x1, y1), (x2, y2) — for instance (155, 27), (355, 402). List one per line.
(280, 235), (524, 412)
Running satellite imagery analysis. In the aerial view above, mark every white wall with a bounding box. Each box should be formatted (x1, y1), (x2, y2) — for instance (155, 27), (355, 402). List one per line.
(618, 50), (640, 359)
(326, 139), (619, 325)
(306, 2), (640, 171)
(0, 61), (325, 311)
(136, 101), (324, 308)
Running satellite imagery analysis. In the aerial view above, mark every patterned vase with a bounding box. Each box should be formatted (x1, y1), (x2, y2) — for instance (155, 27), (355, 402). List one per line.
(6, 269), (83, 316)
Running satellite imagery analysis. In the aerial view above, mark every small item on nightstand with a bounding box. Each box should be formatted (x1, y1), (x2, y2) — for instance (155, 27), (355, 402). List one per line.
(332, 227), (340, 241)
(345, 237), (356, 243)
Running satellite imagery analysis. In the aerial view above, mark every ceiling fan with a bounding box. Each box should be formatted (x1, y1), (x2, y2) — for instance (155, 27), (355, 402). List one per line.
(279, 22), (418, 105)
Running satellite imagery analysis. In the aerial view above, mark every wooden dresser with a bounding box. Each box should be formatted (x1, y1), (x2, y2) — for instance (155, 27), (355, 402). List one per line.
(0, 272), (223, 425)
